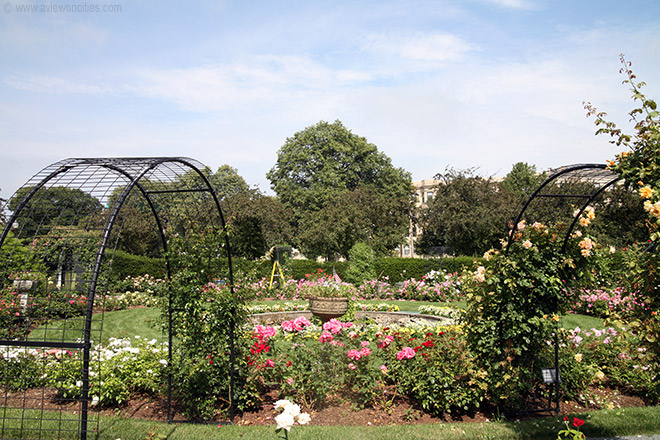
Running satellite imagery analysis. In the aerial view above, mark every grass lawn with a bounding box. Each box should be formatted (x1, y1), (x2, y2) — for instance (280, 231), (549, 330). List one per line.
(29, 307), (163, 346)
(3, 405), (657, 439)
(99, 405), (660, 439)
(28, 300), (607, 346)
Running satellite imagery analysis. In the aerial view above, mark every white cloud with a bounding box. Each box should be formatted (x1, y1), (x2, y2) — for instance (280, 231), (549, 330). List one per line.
(475, 0), (537, 10)
(364, 32), (475, 64)
(125, 55), (373, 113)
(4, 75), (113, 95)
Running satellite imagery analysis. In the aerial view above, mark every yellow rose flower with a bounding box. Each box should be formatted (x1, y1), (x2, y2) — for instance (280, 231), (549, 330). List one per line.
(640, 186), (654, 199)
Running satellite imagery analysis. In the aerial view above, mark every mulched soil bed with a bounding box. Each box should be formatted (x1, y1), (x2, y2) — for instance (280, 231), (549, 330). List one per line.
(2, 386), (647, 427)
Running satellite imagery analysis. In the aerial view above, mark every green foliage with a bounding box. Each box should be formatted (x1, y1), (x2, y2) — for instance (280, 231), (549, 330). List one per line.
(50, 337), (167, 407)
(345, 242), (376, 284)
(8, 186), (102, 237)
(267, 120), (413, 259)
(165, 227), (249, 419)
(224, 190), (295, 260)
(109, 250), (166, 281)
(373, 256), (478, 284)
(114, 206), (164, 257)
(418, 168), (518, 256)
(210, 164), (250, 199)
(500, 162), (546, 199)
(0, 231), (47, 288)
(463, 215), (599, 408)
(585, 56), (660, 394)
(298, 186), (412, 259)
(388, 328), (485, 415)
(585, 55), (660, 303)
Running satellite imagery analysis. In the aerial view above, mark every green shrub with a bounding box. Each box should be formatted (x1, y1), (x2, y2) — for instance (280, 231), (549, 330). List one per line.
(345, 242), (376, 284)
(109, 250), (166, 281)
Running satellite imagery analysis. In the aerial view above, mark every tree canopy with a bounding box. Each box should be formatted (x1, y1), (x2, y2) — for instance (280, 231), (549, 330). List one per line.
(267, 120), (413, 259)
(417, 168), (518, 256)
(501, 162), (545, 199)
(8, 186), (102, 237)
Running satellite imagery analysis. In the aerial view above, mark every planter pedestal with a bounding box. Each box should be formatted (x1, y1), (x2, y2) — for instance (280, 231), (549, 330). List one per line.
(308, 297), (349, 323)
(13, 279), (38, 320)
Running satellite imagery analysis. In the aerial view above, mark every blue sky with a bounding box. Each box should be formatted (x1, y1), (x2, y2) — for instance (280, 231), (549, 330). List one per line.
(1, 0), (660, 200)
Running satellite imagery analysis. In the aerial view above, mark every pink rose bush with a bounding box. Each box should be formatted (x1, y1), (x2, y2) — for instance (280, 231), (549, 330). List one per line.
(244, 317), (489, 416)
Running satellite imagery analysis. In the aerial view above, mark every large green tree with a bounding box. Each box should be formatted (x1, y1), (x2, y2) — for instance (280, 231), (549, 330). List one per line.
(267, 120), (413, 259)
(8, 186), (102, 238)
(223, 190), (295, 260)
(500, 162), (545, 200)
(210, 164), (250, 200)
(298, 185), (411, 259)
(418, 168), (518, 256)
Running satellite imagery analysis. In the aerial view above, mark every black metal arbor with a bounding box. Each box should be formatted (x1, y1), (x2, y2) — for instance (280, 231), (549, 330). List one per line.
(505, 163), (623, 413)
(0, 157), (235, 439)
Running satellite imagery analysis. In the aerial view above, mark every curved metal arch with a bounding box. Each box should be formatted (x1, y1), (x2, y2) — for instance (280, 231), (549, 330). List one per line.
(505, 163), (622, 255)
(0, 157), (236, 439)
(503, 163), (624, 415)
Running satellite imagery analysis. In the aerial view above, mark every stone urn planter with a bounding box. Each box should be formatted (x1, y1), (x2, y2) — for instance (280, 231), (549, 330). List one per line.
(13, 279), (38, 315)
(308, 296), (349, 323)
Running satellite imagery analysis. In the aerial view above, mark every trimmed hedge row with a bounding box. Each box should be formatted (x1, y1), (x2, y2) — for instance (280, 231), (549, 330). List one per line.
(108, 250), (480, 285)
(108, 250), (166, 280)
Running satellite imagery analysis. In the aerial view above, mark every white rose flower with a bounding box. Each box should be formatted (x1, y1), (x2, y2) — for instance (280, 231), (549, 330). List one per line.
(296, 412), (311, 425)
(275, 412), (295, 431)
(285, 403), (301, 418)
(273, 399), (291, 411)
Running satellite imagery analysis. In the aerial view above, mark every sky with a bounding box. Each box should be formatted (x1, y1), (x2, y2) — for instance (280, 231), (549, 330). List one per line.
(1, 0), (660, 201)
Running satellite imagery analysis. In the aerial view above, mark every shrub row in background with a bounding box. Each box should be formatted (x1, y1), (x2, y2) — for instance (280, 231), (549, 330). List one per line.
(236, 256), (480, 284)
(108, 250), (166, 280)
(107, 251), (481, 286)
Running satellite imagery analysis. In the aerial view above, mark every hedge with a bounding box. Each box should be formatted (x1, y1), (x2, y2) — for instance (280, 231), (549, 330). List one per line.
(108, 250), (166, 280)
(107, 250), (481, 285)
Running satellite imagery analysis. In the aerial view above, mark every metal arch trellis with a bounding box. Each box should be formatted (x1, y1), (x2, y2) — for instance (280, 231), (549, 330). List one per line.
(0, 157), (236, 439)
(504, 163), (623, 414)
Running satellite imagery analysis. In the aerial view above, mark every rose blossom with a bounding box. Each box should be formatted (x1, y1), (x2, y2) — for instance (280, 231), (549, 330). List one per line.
(396, 347), (416, 360)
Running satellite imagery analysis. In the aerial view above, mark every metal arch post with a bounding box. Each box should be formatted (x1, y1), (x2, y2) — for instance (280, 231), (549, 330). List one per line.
(81, 162), (166, 439)
(166, 158), (238, 421)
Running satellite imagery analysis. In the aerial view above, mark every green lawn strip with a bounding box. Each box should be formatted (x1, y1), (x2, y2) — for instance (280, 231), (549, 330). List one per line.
(99, 307), (162, 343)
(92, 405), (660, 440)
(561, 313), (606, 331)
(28, 302), (606, 345)
(3, 406), (660, 440)
(29, 307), (163, 346)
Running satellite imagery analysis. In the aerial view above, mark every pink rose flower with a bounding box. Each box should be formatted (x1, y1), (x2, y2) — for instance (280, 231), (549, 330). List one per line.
(347, 349), (362, 360)
(396, 347), (416, 360)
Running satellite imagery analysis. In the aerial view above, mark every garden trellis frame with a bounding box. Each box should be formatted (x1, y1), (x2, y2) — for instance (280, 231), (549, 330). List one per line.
(505, 163), (623, 414)
(0, 157), (237, 439)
